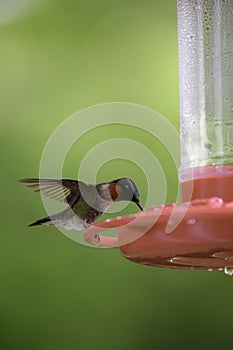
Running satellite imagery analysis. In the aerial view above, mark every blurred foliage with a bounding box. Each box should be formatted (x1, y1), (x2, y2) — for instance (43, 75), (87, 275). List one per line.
(1, 1), (233, 350)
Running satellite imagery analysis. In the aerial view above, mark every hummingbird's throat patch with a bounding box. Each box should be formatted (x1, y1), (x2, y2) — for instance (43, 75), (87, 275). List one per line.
(109, 183), (118, 201)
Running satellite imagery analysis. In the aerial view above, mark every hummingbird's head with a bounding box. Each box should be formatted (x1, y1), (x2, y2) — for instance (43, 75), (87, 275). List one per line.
(110, 178), (144, 211)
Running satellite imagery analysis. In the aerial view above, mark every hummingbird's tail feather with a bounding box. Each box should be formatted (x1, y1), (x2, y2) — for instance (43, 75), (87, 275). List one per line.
(28, 217), (51, 227)
(27, 208), (85, 230)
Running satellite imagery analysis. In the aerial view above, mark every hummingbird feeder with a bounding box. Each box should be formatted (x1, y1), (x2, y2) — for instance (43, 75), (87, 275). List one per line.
(84, 0), (233, 273)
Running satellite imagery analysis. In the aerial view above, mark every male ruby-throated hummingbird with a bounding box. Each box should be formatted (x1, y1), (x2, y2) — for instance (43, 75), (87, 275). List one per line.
(20, 177), (144, 230)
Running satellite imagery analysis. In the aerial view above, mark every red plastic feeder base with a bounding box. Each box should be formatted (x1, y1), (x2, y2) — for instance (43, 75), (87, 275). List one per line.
(84, 166), (233, 271)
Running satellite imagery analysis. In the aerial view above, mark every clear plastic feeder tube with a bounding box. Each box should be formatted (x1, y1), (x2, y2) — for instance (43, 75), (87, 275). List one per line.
(178, 0), (233, 184)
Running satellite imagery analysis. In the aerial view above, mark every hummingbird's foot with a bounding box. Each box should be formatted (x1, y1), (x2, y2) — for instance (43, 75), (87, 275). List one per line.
(94, 233), (100, 243)
(83, 231), (100, 246)
(83, 220), (90, 229)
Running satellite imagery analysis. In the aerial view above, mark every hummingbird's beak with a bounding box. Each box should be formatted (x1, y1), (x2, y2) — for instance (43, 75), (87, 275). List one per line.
(136, 201), (144, 211)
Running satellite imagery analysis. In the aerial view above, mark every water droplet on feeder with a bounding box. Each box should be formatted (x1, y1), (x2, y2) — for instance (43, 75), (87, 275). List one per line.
(186, 218), (196, 225)
(224, 267), (233, 276)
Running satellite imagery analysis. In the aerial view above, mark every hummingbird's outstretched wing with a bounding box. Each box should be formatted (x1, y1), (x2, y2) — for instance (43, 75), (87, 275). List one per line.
(19, 178), (84, 206)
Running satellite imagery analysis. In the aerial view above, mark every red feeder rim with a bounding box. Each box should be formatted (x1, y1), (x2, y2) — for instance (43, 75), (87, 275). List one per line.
(84, 169), (233, 272)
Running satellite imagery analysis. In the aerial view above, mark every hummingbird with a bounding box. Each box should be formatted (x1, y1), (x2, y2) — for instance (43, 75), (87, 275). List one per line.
(19, 177), (144, 230)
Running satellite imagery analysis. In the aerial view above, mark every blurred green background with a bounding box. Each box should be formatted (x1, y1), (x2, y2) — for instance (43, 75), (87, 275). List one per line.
(1, 0), (233, 349)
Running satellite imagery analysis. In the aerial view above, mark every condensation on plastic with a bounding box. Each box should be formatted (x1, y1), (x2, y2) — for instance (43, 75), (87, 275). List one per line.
(177, 0), (233, 177)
